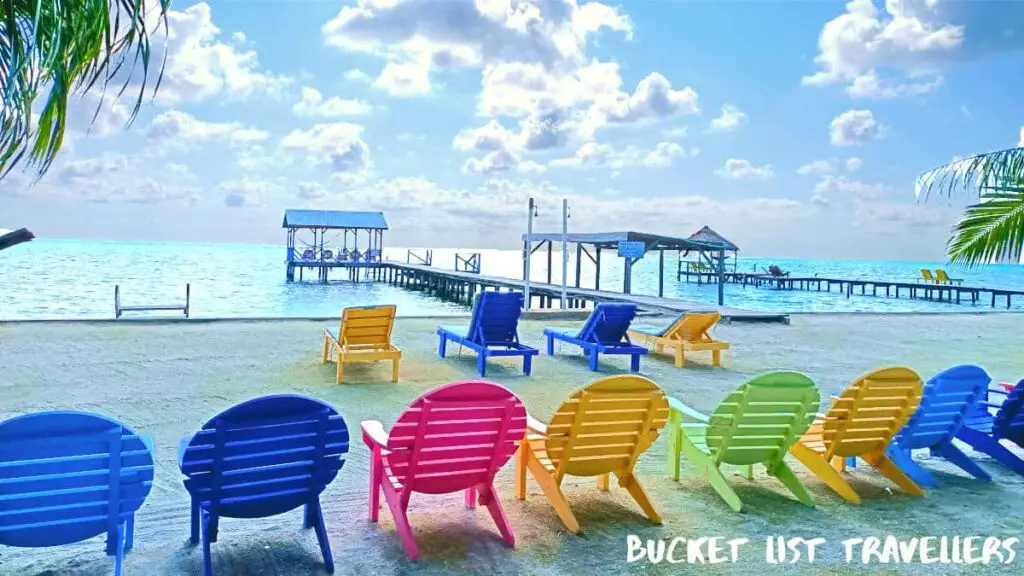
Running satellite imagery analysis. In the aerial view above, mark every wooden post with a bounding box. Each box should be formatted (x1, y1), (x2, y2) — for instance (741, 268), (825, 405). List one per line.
(546, 240), (553, 286)
(658, 249), (665, 298)
(595, 247), (602, 291)
(575, 243), (582, 288)
(623, 258), (633, 294)
(717, 248), (725, 306)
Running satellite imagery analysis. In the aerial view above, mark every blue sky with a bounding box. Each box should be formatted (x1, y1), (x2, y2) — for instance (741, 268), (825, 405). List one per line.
(2, 0), (1022, 259)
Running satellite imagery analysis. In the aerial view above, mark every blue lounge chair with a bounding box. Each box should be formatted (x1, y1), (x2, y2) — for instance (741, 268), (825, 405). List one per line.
(178, 394), (348, 575)
(0, 411), (154, 576)
(955, 378), (1024, 475)
(542, 302), (647, 372)
(881, 365), (993, 487)
(437, 291), (539, 376)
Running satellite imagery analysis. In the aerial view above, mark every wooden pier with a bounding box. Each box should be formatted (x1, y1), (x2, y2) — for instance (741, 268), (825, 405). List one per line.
(678, 271), (1024, 309)
(379, 262), (789, 323)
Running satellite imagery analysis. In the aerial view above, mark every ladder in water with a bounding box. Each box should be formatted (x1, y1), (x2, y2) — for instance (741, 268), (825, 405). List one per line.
(115, 284), (190, 319)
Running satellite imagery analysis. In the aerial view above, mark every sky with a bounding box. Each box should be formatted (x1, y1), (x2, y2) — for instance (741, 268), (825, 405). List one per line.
(2, 0), (1023, 259)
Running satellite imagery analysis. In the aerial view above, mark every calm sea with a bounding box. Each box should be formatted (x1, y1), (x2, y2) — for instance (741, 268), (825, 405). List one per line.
(1, 239), (1023, 319)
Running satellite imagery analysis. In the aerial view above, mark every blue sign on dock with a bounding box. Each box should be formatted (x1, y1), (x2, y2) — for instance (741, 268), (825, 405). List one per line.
(617, 241), (646, 259)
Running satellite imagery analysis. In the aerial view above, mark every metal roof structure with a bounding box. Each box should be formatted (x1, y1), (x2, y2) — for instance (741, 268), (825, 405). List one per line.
(687, 226), (739, 252)
(522, 231), (724, 252)
(282, 210), (389, 230)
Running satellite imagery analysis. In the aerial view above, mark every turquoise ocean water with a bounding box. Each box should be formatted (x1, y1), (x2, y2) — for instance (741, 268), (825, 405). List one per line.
(1, 239), (1023, 319)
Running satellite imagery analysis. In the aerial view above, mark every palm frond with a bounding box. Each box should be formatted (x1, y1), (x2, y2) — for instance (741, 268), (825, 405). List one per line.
(946, 188), (1024, 267)
(0, 0), (170, 179)
(916, 147), (1024, 202)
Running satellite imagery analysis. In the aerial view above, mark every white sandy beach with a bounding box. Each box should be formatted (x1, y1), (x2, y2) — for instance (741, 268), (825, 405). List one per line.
(2, 313), (1024, 575)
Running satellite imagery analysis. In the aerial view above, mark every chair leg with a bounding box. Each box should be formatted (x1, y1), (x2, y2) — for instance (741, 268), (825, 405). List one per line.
(390, 492), (419, 561)
(935, 442), (992, 482)
(768, 459), (815, 508)
(861, 451), (925, 497)
(666, 416), (682, 481)
(523, 354), (532, 376)
(125, 513), (135, 551)
(190, 497), (200, 545)
(712, 350), (721, 366)
(616, 472), (662, 524)
(322, 334), (330, 363)
(336, 358), (344, 385)
(886, 446), (940, 488)
(465, 486), (477, 509)
(546, 335), (554, 355)
(309, 498), (335, 573)
(479, 482), (516, 548)
(956, 428), (1024, 475)
(525, 454), (581, 534)
(391, 358), (400, 383)
(597, 473), (610, 491)
(113, 520), (126, 576)
(369, 450), (383, 522)
(515, 442), (528, 500)
(674, 346), (684, 368)
(789, 444), (862, 504)
(304, 502), (315, 529)
(680, 436), (742, 512)
(630, 353), (640, 372)
(438, 335), (447, 358)
(477, 352), (487, 377)
(201, 510), (214, 576)
(588, 349), (599, 372)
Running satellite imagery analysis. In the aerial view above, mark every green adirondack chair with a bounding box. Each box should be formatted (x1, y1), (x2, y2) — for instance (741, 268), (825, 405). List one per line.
(667, 371), (821, 512)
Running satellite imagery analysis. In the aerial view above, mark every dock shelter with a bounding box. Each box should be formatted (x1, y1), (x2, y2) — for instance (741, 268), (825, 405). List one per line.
(521, 231), (729, 305)
(283, 210), (389, 282)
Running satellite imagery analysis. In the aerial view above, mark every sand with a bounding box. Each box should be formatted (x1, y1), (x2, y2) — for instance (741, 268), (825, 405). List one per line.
(2, 313), (1024, 575)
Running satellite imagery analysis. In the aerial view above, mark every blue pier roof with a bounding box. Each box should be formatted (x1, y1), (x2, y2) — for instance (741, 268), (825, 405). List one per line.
(282, 210), (389, 230)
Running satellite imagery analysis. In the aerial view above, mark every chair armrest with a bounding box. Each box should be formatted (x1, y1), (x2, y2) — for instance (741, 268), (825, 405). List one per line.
(527, 414), (548, 435)
(668, 396), (709, 423)
(361, 420), (389, 449)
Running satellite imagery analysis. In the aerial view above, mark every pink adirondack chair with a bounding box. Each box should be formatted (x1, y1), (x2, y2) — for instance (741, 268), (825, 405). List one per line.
(361, 380), (527, 561)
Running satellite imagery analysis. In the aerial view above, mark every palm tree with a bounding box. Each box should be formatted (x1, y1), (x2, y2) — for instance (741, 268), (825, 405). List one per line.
(1, 0), (170, 179)
(917, 147), (1024, 266)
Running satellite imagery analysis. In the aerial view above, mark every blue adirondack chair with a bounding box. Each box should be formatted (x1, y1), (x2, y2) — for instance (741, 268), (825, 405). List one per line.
(437, 291), (539, 376)
(881, 365), (993, 487)
(954, 378), (1024, 475)
(178, 394), (349, 575)
(0, 411), (154, 576)
(542, 302), (647, 371)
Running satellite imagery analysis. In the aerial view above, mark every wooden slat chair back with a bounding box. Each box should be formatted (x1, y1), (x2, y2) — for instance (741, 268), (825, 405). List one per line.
(955, 379), (1024, 476)
(516, 375), (668, 534)
(671, 312), (721, 342)
(0, 411), (154, 576)
(469, 292), (525, 346)
(341, 304), (396, 348)
(994, 382), (1024, 445)
(179, 395), (348, 575)
(708, 372), (820, 466)
(581, 303), (638, 345)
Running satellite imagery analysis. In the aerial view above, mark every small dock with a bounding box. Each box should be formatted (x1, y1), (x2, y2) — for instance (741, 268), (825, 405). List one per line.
(380, 262), (789, 323)
(678, 271), (1024, 309)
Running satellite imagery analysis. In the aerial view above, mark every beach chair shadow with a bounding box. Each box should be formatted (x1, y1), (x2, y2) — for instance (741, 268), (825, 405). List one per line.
(437, 292), (539, 377)
(0, 411), (155, 576)
(542, 303), (647, 372)
(178, 394), (348, 575)
(362, 380), (526, 561)
(666, 371), (821, 512)
(627, 312), (729, 368)
(515, 374), (669, 534)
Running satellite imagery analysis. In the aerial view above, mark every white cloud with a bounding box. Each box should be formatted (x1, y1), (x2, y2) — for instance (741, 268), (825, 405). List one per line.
(551, 141), (690, 169)
(453, 120), (518, 152)
(812, 175), (887, 205)
(464, 149), (520, 174)
(373, 60), (432, 97)
(396, 132), (426, 143)
(296, 181), (329, 201)
(803, 0), (963, 99)
(846, 157), (863, 172)
(58, 154), (129, 181)
(344, 68), (373, 83)
(46, 152), (201, 204)
(220, 178), (280, 208)
(708, 104), (747, 132)
(280, 123), (371, 176)
(830, 109), (887, 146)
(797, 159), (837, 176)
(662, 126), (688, 139)
(147, 110), (270, 146)
(589, 72), (699, 127)
(518, 160), (547, 174)
(715, 158), (774, 180)
(292, 87), (372, 117)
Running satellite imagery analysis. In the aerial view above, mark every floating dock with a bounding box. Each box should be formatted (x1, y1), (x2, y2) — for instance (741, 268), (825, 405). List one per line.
(380, 262), (789, 323)
(678, 271), (1024, 309)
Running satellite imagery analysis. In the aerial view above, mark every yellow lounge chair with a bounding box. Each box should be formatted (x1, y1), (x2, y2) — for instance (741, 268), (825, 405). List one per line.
(935, 269), (963, 286)
(788, 366), (924, 504)
(919, 269), (937, 284)
(627, 312), (729, 367)
(514, 374), (669, 534)
(322, 304), (401, 384)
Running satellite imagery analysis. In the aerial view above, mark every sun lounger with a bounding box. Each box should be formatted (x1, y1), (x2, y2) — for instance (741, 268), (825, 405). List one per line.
(0, 411), (154, 576)
(515, 375), (668, 533)
(667, 371), (820, 511)
(362, 380), (526, 560)
(627, 311), (729, 367)
(955, 378), (1024, 475)
(437, 291), (539, 376)
(935, 269), (963, 285)
(543, 302), (646, 371)
(789, 367), (925, 503)
(918, 269), (937, 283)
(178, 395), (348, 575)
(323, 304), (402, 383)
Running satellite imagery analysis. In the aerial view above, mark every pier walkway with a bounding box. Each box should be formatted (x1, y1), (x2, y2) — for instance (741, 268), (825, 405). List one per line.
(381, 262), (789, 323)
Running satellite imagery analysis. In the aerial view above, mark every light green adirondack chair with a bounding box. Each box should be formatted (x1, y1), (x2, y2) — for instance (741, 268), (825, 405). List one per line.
(667, 371), (821, 512)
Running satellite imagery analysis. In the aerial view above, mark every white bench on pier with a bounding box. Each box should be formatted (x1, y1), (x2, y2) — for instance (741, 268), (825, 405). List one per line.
(115, 284), (190, 319)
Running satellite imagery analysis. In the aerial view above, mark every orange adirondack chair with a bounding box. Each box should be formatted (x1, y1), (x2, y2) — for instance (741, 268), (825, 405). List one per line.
(361, 380), (526, 560)
(514, 375), (668, 533)
(789, 366), (925, 503)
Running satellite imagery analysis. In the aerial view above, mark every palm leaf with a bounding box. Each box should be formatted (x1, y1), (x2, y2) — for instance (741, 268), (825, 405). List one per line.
(946, 188), (1024, 266)
(0, 0), (171, 179)
(917, 147), (1024, 201)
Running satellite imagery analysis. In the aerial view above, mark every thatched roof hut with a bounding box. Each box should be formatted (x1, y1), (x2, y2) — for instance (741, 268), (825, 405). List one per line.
(687, 226), (738, 252)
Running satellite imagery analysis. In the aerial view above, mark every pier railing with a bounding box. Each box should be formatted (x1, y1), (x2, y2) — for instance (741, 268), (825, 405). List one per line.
(455, 252), (481, 274)
(407, 249), (433, 266)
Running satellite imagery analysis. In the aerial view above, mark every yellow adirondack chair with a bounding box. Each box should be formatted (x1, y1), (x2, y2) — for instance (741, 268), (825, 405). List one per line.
(514, 375), (669, 534)
(919, 269), (937, 284)
(322, 305), (402, 384)
(627, 312), (729, 367)
(788, 366), (925, 504)
(935, 269), (963, 286)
